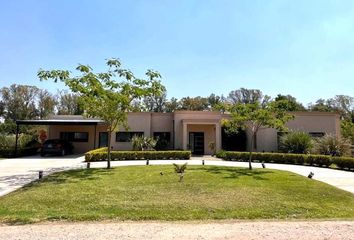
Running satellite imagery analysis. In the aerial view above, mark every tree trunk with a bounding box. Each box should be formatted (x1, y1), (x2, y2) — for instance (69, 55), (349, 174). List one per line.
(248, 132), (255, 170)
(107, 130), (112, 169)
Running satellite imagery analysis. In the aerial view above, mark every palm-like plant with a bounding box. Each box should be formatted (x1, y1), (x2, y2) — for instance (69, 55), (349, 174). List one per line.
(173, 163), (187, 182)
(131, 135), (157, 151)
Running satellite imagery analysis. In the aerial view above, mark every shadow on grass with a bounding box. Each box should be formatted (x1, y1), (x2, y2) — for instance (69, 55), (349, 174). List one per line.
(192, 166), (273, 180)
(22, 168), (114, 189)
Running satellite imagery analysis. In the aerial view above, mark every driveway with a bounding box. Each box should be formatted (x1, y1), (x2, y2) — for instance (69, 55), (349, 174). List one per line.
(0, 154), (84, 196)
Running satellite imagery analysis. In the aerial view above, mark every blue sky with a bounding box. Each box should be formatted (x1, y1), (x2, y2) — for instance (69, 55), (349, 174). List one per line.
(1, 0), (354, 105)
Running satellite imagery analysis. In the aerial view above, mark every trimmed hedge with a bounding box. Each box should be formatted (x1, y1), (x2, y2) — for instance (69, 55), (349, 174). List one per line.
(85, 148), (191, 162)
(0, 147), (39, 158)
(216, 151), (354, 171)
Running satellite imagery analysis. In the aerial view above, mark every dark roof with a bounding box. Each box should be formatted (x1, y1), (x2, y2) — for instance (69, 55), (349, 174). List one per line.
(16, 119), (105, 125)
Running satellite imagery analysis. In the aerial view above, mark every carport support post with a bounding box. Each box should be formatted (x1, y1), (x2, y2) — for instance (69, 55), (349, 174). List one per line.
(14, 123), (19, 157)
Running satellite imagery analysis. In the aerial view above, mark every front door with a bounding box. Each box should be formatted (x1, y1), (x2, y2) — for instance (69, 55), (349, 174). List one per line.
(98, 132), (108, 148)
(189, 132), (204, 155)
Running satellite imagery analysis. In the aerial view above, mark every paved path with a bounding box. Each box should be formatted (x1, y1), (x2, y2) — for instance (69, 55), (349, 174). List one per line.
(0, 155), (84, 196)
(0, 221), (353, 240)
(1, 156), (354, 197)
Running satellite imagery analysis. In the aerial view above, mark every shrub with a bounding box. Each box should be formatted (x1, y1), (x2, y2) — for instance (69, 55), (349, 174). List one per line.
(131, 135), (156, 151)
(279, 131), (313, 154)
(313, 134), (352, 157)
(217, 151), (354, 170)
(85, 149), (191, 162)
(0, 133), (40, 157)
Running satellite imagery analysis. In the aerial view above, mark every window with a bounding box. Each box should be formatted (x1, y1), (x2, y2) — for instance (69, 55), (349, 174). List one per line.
(153, 132), (171, 141)
(60, 132), (89, 142)
(116, 132), (144, 142)
(154, 132), (171, 150)
(309, 132), (325, 138)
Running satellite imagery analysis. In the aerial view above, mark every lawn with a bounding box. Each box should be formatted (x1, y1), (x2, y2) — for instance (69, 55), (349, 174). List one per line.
(0, 165), (353, 223)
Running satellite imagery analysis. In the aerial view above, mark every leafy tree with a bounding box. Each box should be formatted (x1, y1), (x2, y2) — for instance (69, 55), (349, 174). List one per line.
(0, 84), (39, 120)
(227, 88), (270, 105)
(180, 96), (208, 110)
(308, 99), (334, 112)
(38, 58), (164, 169)
(165, 97), (179, 112)
(142, 87), (167, 112)
(341, 120), (354, 144)
(274, 94), (306, 111)
(223, 101), (293, 169)
(279, 131), (313, 154)
(56, 91), (84, 115)
(37, 89), (57, 119)
(207, 93), (223, 110)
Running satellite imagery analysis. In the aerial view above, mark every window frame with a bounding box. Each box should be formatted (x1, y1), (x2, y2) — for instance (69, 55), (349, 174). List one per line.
(60, 132), (89, 142)
(115, 131), (144, 142)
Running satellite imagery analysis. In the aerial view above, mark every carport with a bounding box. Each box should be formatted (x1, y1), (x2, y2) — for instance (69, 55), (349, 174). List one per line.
(15, 119), (105, 156)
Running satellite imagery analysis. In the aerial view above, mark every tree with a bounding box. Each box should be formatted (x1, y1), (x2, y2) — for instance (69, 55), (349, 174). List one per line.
(0, 84), (39, 120)
(308, 98), (335, 112)
(222, 101), (293, 170)
(37, 89), (57, 119)
(38, 58), (164, 169)
(341, 120), (354, 144)
(56, 91), (84, 115)
(142, 87), (167, 112)
(227, 88), (270, 105)
(274, 94), (306, 111)
(207, 93), (223, 110)
(165, 97), (179, 112)
(179, 96), (208, 110)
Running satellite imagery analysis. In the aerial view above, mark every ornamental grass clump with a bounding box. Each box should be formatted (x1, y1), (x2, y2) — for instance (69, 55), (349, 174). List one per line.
(279, 131), (314, 154)
(313, 134), (351, 157)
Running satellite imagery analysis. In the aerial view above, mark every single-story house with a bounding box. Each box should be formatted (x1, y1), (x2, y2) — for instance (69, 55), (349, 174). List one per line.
(16, 111), (340, 155)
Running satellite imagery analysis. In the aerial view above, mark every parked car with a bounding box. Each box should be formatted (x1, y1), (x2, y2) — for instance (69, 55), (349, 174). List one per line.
(41, 139), (73, 157)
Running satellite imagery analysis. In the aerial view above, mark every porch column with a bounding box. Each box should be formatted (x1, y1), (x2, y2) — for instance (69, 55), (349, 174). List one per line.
(182, 122), (188, 150)
(215, 123), (222, 151)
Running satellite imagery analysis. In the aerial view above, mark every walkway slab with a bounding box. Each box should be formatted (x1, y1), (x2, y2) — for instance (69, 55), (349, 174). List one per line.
(0, 155), (84, 197)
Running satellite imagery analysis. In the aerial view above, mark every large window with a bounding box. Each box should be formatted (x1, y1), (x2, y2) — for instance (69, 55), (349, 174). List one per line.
(116, 132), (144, 142)
(153, 132), (171, 150)
(60, 132), (89, 142)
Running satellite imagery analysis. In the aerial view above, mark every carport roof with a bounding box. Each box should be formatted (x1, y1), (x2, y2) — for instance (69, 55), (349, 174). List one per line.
(16, 119), (105, 125)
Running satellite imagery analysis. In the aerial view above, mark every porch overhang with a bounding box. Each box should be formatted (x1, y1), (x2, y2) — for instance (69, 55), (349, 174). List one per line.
(181, 119), (222, 153)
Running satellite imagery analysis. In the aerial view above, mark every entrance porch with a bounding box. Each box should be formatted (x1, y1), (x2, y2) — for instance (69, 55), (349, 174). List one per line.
(182, 119), (221, 155)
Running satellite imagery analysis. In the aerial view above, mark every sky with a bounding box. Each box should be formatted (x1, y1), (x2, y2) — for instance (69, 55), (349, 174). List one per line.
(0, 0), (354, 106)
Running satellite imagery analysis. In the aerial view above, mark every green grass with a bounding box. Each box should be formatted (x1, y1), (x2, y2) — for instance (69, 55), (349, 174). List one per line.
(0, 165), (353, 223)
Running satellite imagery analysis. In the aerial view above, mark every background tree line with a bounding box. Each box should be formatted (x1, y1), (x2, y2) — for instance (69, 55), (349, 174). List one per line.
(1, 84), (353, 144)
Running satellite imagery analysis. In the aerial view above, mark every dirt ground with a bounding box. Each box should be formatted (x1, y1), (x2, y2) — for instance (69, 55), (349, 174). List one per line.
(0, 220), (353, 240)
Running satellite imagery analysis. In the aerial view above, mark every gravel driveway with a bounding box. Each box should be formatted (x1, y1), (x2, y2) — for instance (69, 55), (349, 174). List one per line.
(0, 221), (353, 240)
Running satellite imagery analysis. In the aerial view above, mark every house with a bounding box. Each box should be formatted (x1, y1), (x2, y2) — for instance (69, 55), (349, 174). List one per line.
(16, 111), (341, 155)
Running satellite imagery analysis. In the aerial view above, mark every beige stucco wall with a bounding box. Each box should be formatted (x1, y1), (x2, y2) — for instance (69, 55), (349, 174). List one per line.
(48, 125), (96, 153)
(174, 111), (222, 150)
(248, 112), (341, 152)
(47, 111), (341, 154)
